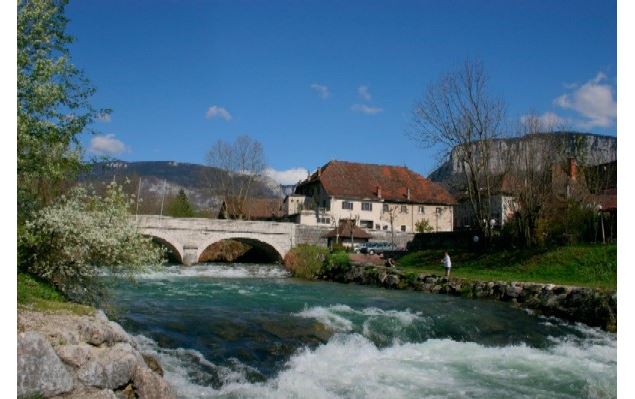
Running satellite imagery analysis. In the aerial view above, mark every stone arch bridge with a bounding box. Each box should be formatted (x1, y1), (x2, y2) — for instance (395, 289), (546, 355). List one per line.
(135, 215), (325, 265)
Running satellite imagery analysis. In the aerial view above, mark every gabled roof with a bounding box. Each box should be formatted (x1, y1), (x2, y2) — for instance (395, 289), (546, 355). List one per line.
(297, 160), (456, 205)
(219, 197), (283, 220)
(593, 188), (617, 211)
(321, 219), (373, 239)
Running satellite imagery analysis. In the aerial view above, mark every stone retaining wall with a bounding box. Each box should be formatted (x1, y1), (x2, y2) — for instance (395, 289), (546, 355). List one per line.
(320, 265), (617, 332)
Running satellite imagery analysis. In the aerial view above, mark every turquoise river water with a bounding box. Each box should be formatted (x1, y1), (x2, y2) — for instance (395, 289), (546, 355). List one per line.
(108, 264), (616, 399)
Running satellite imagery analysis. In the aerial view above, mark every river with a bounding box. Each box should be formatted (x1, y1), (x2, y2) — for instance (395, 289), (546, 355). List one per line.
(108, 263), (616, 399)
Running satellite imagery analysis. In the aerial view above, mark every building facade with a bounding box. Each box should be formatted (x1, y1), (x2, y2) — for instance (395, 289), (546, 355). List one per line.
(283, 160), (456, 233)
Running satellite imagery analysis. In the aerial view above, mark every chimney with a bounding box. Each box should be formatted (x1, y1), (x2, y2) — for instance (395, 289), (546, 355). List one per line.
(377, 185), (382, 198)
(568, 158), (577, 181)
(406, 188), (411, 200)
(316, 167), (321, 177)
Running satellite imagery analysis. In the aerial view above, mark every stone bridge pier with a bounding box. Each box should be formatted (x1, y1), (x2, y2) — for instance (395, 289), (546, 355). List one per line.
(135, 215), (298, 265)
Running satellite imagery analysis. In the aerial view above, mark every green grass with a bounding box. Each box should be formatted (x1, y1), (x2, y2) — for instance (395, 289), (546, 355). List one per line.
(397, 244), (616, 290)
(17, 272), (94, 315)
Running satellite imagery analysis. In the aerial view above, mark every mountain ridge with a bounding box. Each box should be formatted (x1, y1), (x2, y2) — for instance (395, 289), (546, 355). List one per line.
(79, 161), (286, 214)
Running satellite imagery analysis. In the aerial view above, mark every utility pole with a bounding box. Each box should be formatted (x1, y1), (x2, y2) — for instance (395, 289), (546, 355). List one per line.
(160, 179), (167, 216)
(135, 177), (142, 222)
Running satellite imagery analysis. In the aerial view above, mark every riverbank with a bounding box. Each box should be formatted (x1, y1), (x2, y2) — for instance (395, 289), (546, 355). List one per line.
(398, 244), (617, 290)
(17, 308), (175, 399)
(17, 273), (175, 399)
(319, 263), (617, 332)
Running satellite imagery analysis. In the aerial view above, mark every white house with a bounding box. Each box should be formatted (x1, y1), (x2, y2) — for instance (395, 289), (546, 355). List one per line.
(283, 160), (456, 233)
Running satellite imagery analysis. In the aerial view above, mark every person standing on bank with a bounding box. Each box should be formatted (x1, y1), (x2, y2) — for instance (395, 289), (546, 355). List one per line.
(441, 252), (452, 278)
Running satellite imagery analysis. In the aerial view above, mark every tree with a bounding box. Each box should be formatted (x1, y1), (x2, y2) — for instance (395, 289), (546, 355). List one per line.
(380, 204), (400, 246)
(205, 135), (266, 219)
(410, 60), (505, 240)
(165, 189), (196, 218)
(502, 114), (567, 246)
(18, 0), (106, 220)
(19, 182), (164, 304)
(415, 219), (434, 233)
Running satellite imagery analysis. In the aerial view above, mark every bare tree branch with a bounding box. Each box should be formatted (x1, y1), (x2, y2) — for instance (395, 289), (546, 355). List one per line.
(205, 135), (266, 219)
(409, 59), (505, 239)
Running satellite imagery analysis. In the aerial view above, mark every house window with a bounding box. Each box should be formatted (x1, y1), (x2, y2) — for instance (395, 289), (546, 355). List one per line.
(383, 204), (389, 212)
(318, 217), (330, 224)
(360, 220), (373, 229)
(382, 225), (388, 230)
(342, 201), (353, 210)
(400, 225), (407, 232)
(418, 206), (425, 214)
(361, 202), (372, 211)
(375, 224), (380, 230)
(401, 205), (408, 213)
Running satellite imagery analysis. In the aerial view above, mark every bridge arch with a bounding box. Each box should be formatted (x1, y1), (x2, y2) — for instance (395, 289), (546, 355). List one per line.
(197, 235), (285, 264)
(141, 232), (184, 264)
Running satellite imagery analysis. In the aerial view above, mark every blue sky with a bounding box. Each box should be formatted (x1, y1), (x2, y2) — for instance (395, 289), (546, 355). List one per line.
(66, 0), (617, 184)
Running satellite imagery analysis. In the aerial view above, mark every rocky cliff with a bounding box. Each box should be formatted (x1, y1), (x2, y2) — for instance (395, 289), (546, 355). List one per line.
(428, 132), (617, 190)
(80, 161), (285, 214)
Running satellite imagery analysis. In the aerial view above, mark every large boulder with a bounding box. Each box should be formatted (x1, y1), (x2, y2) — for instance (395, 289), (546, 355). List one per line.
(18, 331), (74, 398)
(77, 343), (140, 389)
(78, 319), (133, 347)
(55, 343), (95, 368)
(133, 365), (176, 399)
(51, 388), (118, 399)
(142, 353), (164, 377)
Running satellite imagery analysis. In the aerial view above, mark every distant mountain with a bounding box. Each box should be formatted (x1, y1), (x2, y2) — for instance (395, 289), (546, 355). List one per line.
(427, 131), (617, 193)
(79, 161), (285, 214)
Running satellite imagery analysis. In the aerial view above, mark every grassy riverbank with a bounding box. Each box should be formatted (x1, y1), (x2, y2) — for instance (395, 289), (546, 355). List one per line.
(397, 244), (616, 290)
(17, 272), (94, 315)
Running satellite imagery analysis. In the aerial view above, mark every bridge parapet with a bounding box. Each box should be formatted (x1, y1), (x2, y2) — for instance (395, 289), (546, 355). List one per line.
(134, 215), (297, 265)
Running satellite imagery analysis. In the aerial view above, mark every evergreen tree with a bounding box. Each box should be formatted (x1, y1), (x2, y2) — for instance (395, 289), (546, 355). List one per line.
(165, 189), (196, 217)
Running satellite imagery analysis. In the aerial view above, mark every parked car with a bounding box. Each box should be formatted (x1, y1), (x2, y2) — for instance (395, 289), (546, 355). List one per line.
(352, 243), (364, 253)
(360, 241), (396, 255)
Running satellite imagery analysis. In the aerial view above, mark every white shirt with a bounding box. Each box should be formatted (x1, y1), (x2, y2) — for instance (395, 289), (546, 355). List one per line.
(443, 254), (452, 268)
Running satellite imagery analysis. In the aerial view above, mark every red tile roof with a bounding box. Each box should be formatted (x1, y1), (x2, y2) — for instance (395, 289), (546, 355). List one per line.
(298, 161), (456, 205)
(219, 197), (283, 220)
(322, 219), (372, 239)
(593, 188), (617, 211)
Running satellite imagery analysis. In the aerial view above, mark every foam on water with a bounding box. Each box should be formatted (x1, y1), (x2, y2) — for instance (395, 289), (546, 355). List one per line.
(295, 304), (424, 341)
(136, 264), (291, 280)
(135, 320), (616, 399)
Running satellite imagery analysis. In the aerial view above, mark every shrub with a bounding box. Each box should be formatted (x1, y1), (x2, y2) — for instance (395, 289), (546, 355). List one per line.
(283, 244), (329, 279)
(19, 182), (165, 303)
(415, 219), (434, 233)
(324, 251), (351, 274)
(330, 242), (349, 253)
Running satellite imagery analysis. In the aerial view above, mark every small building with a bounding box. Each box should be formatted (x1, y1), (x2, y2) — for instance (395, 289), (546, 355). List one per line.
(321, 219), (372, 247)
(284, 160), (456, 233)
(218, 197), (284, 221)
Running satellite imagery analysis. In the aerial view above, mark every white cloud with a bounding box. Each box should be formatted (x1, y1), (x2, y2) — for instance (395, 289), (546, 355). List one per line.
(97, 112), (112, 122)
(520, 112), (568, 130)
(351, 104), (383, 115)
(310, 83), (330, 99)
(358, 85), (372, 101)
(89, 134), (128, 156)
(264, 167), (309, 185)
(554, 72), (616, 128)
(205, 105), (232, 121)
